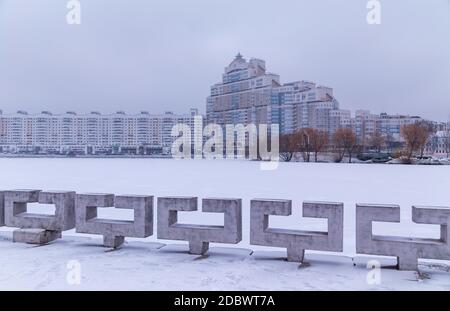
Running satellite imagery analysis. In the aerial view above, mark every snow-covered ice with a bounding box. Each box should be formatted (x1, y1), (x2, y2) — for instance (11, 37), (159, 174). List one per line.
(0, 158), (449, 290)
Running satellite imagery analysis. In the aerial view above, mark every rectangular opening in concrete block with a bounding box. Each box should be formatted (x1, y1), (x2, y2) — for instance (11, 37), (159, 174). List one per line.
(372, 221), (441, 239)
(269, 215), (328, 232)
(25, 203), (55, 216)
(97, 207), (134, 221)
(177, 211), (224, 227)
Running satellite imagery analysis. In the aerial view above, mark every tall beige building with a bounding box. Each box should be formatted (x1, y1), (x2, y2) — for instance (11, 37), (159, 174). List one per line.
(207, 53), (281, 127)
(206, 54), (342, 135)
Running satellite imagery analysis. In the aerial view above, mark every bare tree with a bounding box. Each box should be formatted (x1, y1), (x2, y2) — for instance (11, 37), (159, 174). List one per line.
(368, 131), (386, 153)
(385, 133), (398, 152)
(310, 129), (329, 162)
(279, 134), (296, 162)
(296, 129), (313, 162)
(294, 128), (329, 162)
(333, 128), (358, 163)
(420, 121), (435, 158)
(401, 123), (432, 160)
(332, 143), (346, 163)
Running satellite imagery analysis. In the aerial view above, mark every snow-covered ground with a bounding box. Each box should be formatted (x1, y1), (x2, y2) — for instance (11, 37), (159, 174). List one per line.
(0, 158), (449, 290)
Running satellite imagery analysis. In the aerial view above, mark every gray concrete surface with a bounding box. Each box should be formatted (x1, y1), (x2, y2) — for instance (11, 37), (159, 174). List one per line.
(356, 204), (450, 271)
(157, 197), (242, 255)
(4, 190), (75, 244)
(75, 193), (153, 248)
(13, 228), (62, 244)
(250, 200), (344, 263)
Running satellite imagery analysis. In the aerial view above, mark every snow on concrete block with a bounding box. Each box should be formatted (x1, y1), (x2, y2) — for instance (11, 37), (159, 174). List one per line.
(4, 190), (76, 244)
(356, 204), (450, 271)
(0, 191), (4, 226)
(75, 193), (153, 248)
(157, 197), (242, 255)
(250, 200), (344, 263)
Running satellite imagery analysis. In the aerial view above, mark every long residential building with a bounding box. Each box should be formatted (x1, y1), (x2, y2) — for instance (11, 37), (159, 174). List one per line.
(0, 109), (201, 155)
(353, 111), (423, 145)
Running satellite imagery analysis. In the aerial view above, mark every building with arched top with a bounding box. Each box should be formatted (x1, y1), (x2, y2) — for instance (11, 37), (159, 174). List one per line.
(206, 54), (345, 135)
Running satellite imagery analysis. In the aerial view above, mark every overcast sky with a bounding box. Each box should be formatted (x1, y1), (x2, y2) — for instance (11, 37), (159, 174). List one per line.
(0, 0), (449, 121)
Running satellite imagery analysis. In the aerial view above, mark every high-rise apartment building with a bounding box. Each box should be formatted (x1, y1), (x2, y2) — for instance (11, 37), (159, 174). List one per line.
(207, 54), (343, 135)
(352, 111), (423, 147)
(207, 54), (281, 128)
(378, 113), (423, 142)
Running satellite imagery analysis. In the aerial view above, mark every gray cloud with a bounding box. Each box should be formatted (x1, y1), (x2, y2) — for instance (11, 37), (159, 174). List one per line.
(0, 0), (449, 121)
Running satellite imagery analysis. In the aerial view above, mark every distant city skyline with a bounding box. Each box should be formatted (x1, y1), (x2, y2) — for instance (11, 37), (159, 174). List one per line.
(0, 0), (449, 121)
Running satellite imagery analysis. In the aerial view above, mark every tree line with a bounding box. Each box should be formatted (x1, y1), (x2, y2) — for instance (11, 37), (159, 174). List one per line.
(279, 122), (438, 163)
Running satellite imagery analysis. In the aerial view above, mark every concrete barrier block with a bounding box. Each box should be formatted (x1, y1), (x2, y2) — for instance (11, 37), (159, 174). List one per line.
(5, 190), (75, 231)
(38, 191), (76, 230)
(157, 197), (242, 255)
(250, 199), (344, 263)
(356, 204), (450, 271)
(4, 190), (75, 245)
(75, 193), (153, 248)
(4, 190), (41, 227)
